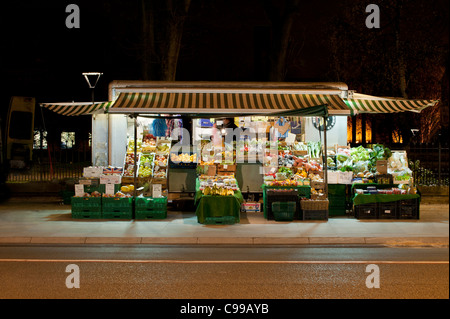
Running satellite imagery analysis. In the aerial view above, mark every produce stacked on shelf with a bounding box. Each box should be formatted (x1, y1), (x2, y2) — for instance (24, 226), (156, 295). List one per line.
(142, 133), (157, 152)
(198, 174), (239, 196)
(170, 152), (197, 163)
(388, 151), (412, 183)
(138, 153), (154, 178)
(263, 152), (323, 188)
(123, 152), (140, 177)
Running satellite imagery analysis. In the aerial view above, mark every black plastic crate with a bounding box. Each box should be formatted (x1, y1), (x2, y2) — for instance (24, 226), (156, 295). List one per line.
(303, 209), (329, 220)
(377, 201), (398, 219)
(397, 198), (420, 219)
(354, 203), (378, 219)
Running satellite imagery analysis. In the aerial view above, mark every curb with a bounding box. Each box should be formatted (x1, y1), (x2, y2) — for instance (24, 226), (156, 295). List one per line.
(0, 236), (448, 246)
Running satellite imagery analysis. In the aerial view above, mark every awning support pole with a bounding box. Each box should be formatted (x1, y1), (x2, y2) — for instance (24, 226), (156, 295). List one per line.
(133, 114), (137, 199)
(323, 114), (328, 199)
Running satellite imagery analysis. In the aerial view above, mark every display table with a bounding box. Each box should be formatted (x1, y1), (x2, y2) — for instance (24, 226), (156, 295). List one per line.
(351, 184), (421, 219)
(261, 184), (311, 220)
(194, 179), (244, 224)
(353, 193), (420, 206)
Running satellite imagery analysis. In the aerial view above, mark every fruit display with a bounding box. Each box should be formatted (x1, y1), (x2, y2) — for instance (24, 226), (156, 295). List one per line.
(74, 191), (102, 198)
(120, 184), (134, 193)
(102, 191), (132, 198)
(154, 155), (168, 167)
(138, 153), (154, 178)
(127, 140), (142, 152)
(202, 185), (235, 196)
(199, 175), (239, 196)
(142, 133), (157, 152)
(153, 167), (167, 179)
(156, 142), (170, 154)
(123, 153), (140, 177)
(171, 152), (197, 163)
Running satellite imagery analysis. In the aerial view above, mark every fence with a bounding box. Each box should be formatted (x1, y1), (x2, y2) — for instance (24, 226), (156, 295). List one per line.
(7, 162), (87, 182)
(407, 141), (449, 186)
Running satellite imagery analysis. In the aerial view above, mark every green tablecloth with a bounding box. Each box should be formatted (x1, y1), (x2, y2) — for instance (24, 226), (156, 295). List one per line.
(195, 179), (244, 224)
(353, 193), (420, 206)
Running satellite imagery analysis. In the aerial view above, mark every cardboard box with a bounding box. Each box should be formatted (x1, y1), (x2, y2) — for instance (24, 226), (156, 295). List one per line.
(78, 177), (100, 186)
(327, 171), (339, 184)
(102, 166), (124, 175)
(241, 202), (261, 212)
(217, 164), (236, 172)
(338, 171), (353, 184)
(376, 160), (388, 174)
(100, 174), (122, 184)
(83, 167), (104, 178)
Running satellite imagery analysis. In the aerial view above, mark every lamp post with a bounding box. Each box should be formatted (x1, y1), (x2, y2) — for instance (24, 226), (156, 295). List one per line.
(82, 72), (103, 104)
(83, 72), (103, 167)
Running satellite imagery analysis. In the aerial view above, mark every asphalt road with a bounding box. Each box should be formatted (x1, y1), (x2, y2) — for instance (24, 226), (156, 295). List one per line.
(0, 245), (448, 303)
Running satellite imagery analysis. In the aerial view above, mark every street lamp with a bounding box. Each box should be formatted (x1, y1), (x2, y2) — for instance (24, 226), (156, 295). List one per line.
(82, 72), (103, 104)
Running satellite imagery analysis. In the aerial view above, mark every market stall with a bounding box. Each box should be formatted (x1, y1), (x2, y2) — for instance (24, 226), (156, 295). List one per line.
(103, 81), (351, 223)
(40, 81), (438, 223)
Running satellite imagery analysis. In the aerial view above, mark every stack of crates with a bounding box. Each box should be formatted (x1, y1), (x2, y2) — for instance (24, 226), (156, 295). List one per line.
(265, 189), (300, 221)
(71, 196), (102, 219)
(397, 198), (420, 219)
(327, 184), (347, 216)
(102, 197), (133, 219)
(135, 197), (168, 220)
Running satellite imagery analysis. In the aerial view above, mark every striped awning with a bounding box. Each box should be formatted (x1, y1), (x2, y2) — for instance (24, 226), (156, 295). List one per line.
(344, 94), (439, 114)
(108, 92), (351, 116)
(40, 101), (111, 116)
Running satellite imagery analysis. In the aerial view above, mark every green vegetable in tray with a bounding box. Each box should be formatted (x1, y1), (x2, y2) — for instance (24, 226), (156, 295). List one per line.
(307, 141), (322, 158)
(368, 144), (392, 173)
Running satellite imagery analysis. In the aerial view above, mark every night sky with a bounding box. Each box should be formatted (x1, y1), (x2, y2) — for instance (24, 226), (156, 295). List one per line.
(2, 0), (449, 134)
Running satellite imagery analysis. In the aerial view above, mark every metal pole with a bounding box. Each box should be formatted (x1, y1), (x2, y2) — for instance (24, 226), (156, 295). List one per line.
(323, 115), (328, 199)
(134, 115), (137, 198)
(438, 134), (441, 185)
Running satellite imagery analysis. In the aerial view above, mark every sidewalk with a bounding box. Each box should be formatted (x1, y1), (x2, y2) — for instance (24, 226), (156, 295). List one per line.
(0, 196), (448, 246)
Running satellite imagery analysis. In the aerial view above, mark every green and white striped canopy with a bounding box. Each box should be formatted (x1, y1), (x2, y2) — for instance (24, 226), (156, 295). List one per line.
(344, 93), (438, 114)
(107, 91), (351, 116)
(40, 101), (111, 116)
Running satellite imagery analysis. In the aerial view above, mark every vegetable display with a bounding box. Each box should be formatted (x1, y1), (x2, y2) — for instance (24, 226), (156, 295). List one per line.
(307, 141), (322, 158)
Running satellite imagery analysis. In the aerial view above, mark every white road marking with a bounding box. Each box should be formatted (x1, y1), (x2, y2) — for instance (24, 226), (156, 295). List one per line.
(0, 259), (448, 264)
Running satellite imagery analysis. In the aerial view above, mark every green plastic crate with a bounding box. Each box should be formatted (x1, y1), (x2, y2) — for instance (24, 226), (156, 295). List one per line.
(203, 216), (238, 225)
(102, 197), (133, 219)
(71, 196), (102, 211)
(328, 207), (346, 216)
(135, 197), (168, 211)
(135, 210), (167, 220)
(297, 187), (311, 198)
(72, 210), (102, 219)
(328, 196), (346, 208)
(272, 201), (296, 221)
(102, 211), (132, 219)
